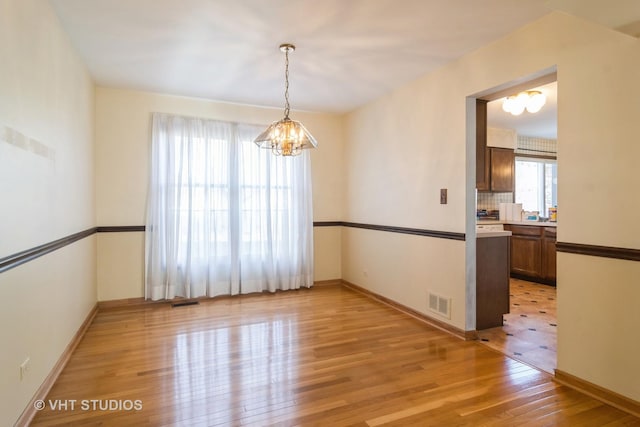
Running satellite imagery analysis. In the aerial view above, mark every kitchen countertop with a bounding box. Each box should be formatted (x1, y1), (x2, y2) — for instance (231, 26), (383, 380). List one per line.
(476, 230), (512, 238)
(477, 219), (557, 227)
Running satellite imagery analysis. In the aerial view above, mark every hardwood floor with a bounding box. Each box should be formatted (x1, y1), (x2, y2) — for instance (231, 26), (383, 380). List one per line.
(31, 285), (638, 426)
(478, 279), (557, 373)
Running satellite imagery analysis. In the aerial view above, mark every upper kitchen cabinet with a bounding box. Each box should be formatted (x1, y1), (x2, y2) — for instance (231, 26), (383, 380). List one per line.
(476, 100), (515, 192)
(476, 100), (490, 191)
(489, 147), (515, 192)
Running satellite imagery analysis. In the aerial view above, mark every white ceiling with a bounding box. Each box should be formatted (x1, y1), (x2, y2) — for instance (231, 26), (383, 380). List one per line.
(49, 0), (639, 130)
(50, 0), (554, 113)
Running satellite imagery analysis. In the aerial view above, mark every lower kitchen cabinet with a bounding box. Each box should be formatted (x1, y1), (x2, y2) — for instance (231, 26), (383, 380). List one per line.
(542, 227), (557, 282)
(504, 224), (556, 284)
(511, 235), (542, 278)
(476, 235), (510, 329)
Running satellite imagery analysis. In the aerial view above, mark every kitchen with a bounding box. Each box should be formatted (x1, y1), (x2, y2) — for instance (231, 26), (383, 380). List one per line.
(475, 80), (558, 373)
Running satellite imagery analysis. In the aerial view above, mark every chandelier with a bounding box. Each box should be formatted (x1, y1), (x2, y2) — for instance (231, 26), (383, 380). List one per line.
(254, 43), (318, 156)
(502, 90), (546, 116)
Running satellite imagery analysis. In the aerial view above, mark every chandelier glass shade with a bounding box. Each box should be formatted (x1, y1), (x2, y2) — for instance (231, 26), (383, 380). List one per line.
(254, 44), (318, 156)
(253, 116), (317, 156)
(502, 90), (546, 116)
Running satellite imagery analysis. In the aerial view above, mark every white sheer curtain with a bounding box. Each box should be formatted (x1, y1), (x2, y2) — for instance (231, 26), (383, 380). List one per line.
(145, 113), (314, 300)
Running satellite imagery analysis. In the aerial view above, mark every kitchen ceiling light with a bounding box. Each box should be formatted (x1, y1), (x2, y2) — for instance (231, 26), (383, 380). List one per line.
(254, 43), (318, 156)
(502, 90), (546, 116)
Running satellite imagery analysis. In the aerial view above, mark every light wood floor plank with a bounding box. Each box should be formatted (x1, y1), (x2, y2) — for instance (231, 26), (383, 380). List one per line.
(30, 285), (638, 426)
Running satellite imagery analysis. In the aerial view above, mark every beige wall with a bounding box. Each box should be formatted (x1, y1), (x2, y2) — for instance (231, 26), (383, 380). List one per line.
(95, 88), (344, 300)
(558, 253), (640, 400)
(96, 232), (145, 301)
(2, 4), (639, 423)
(314, 226), (342, 283)
(0, 0), (96, 425)
(342, 228), (466, 326)
(343, 11), (640, 401)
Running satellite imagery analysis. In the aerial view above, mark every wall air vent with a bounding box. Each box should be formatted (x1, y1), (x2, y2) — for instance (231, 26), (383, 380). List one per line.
(171, 300), (199, 308)
(428, 292), (451, 319)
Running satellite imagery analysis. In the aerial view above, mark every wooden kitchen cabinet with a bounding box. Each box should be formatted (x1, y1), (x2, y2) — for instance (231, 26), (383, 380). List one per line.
(504, 224), (556, 285)
(489, 147), (515, 192)
(511, 234), (542, 278)
(476, 100), (490, 191)
(476, 100), (515, 192)
(476, 235), (510, 329)
(542, 227), (557, 282)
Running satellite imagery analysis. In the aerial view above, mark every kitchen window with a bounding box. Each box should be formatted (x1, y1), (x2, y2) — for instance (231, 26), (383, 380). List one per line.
(515, 157), (557, 217)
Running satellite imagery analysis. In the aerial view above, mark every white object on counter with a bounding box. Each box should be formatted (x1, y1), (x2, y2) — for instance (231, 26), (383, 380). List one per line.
(498, 202), (522, 221)
(510, 203), (522, 221)
(499, 203), (508, 222)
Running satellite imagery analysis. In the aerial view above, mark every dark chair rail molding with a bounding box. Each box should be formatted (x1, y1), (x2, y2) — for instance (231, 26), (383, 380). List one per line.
(312, 221), (342, 227)
(97, 225), (146, 233)
(0, 228), (97, 274)
(556, 242), (640, 262)
(102, 222), (466, 241)
(0, 226), (147, 273)
(2, 225), (638, 275)
(341, 221), (466, 241)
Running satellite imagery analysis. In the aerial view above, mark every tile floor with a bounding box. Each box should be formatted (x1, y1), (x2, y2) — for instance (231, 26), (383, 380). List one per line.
(477, 278), (557, 374)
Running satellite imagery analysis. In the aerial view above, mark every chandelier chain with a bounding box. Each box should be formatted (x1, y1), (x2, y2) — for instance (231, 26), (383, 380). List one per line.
(284, 47), (290, 118)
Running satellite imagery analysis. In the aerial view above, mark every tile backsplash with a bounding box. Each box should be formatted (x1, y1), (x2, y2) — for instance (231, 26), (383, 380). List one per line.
(477, 192), (513, 212)
(516, 135), (557, 156)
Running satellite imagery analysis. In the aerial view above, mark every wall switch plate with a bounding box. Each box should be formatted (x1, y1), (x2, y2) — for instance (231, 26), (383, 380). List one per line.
(440, 189), (447, 204)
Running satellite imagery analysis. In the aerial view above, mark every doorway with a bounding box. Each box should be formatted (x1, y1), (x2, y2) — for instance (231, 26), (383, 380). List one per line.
(470, 71), (558, 374)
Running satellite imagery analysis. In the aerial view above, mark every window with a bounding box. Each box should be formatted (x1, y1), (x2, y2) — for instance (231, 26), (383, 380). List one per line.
(145, 113), (314, 300)
(515, 157), (557, 216)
